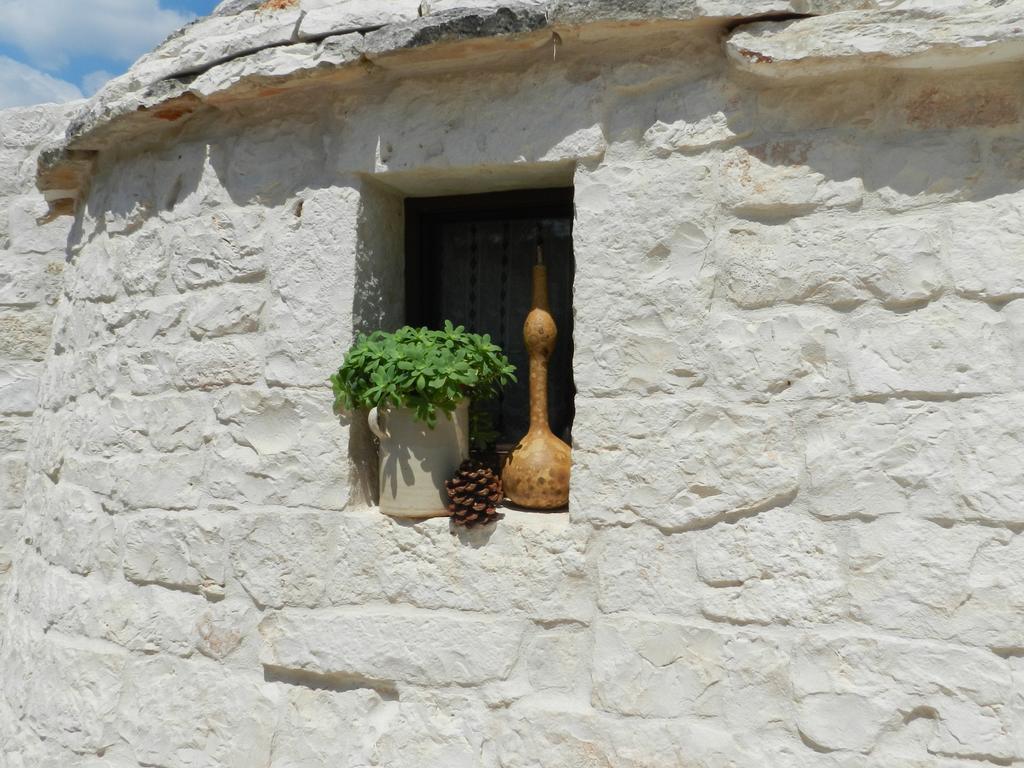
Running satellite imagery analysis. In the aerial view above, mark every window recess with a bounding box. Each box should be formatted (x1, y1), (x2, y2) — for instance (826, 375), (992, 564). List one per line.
(405, 188), (576, 451)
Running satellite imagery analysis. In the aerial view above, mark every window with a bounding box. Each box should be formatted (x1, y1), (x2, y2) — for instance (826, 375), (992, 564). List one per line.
(405, 188), (575, 450)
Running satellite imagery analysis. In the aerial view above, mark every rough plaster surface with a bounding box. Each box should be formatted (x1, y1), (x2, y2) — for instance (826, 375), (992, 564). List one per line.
(4, 2), (1024, 767)
(0, 102), (77, 599)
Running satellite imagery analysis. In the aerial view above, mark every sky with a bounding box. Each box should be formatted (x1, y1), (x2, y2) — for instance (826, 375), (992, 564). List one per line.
(0, 0), (220, 109)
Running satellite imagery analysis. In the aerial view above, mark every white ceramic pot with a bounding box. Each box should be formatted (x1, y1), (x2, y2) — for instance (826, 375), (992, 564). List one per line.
(368, 400), (470, 519)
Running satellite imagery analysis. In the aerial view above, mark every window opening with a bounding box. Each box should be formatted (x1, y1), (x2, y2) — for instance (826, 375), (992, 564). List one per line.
(405, 188), (576, 451)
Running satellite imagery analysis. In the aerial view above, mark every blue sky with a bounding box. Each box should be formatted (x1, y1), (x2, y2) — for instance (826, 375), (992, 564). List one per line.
(0, 0), (220, 109)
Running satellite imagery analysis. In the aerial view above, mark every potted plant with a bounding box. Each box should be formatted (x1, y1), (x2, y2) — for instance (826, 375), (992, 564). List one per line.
(331, 322), (516, 518)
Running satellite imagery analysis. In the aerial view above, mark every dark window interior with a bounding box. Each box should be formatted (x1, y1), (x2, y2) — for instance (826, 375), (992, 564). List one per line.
(405, 188), (575, 449)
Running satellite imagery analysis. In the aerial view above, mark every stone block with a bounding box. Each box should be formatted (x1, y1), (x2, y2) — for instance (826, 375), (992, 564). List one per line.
(572, 156), (717, 398)
(65, 238), (121, 302)
(1004, 298), (1024, 373)
(365, 691), (487, 768)
(572, 397), (801, 531)
(716, 218), (866, 310)
(958, 536), (1024, 652)
(572, 152), (717, 271)
(233, 510), (590, 621)
(194, 599), (261, 662)
(298, 0), (419, 39)
(848, 516), (1021, 647)
(7, 193), (70, 255)
(229, 512), (337, 609)
(805, 401), (957, 521)
(717, 213), (947, 311)
(223, 120), (324, 203)
(726, 7), (1024, 79)
(591, 617), (726, 718)
(494, 703), (760, 767)
(699, 306), (847, 402)
(847, 301), (1014, 399)
(0, 252), (63, 308)
(864, 220), (949, 308)
(0, 418), (27, 453)
(552, 0), (873, 24)
(175, 338), (264, 390)
(0, 362), (40, 415)
(117, 656), (277, 768)
(717, 631), (795, 739)
(573, 308), (707, 397)
(205, 432), (348, 510)
(263, 187), (357, 362)
(187, 285), (265, 339)
(946, 197), (1024, 302)
(4, 623), (127, 754)
(61, 452), (204, 514)
(526, 628), (587, 692)
(104, 294), (191, 349)
(861, 135), (983, 213)
(130, 5), (305, 84)
(361, 6), (548, 64)
(112, 347), (179, 396)
(169, 213), (266, 291)
(115, 453), (206, 512)
(793, 634), (1015, 760)
(0, 103), (69, 153)
(0, 508), (21, 544)
(0, 310), (51, 360)
(35, 483), (120, 577)
(264, 344), (335, 388)
(117, 226), (171, 295)
(105, 391), (213, 453)
(590, 618), (794, 738)
(0, 454), (27, 509)
(954, 396), (1024, 526)
(719, 142), (863, 217)
(330, 513), (591, 622)
(213, 386), (328, 456)
(260, 608), (527, 686)
(189, 38), (359, 100)
(122, 513), (229, 590)
(592, 523), (702, 617)
(268, 686), (390, 768)
(693, 508), (845, 626)
(17, 555), (204, 658)
(641, 78), (752, 156)
(33, 350), (75, 410)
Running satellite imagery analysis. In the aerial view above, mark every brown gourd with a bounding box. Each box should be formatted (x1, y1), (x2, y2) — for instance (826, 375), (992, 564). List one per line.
(501, 249), (571, 509)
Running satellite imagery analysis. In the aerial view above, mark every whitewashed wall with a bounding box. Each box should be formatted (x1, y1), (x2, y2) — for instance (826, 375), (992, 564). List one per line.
(3, 16), (1024, 768)
(0, 103), (76, 600)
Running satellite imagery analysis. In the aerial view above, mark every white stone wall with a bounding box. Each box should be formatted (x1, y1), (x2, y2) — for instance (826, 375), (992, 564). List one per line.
(5, 21), (1024, 768)
(0, 103), (76, 596)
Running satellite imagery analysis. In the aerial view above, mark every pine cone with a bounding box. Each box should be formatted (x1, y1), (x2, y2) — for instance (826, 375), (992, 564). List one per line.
(446, 460), (503, 528)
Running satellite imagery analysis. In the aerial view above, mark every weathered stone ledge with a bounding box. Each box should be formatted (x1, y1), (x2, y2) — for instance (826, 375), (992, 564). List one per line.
(727, 5), (1024, 79)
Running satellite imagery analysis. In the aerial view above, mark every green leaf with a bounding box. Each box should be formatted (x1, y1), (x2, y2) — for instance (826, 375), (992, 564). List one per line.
(329, 322), (517, 427)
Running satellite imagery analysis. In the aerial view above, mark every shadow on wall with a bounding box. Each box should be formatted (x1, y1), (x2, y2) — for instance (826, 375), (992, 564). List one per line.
(345, 182), (406, 508)
(691, 77), (1021, 226)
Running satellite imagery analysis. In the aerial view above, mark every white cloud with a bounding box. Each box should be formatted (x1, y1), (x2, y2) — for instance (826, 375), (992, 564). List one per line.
(82, 69), (114, 95)
(0, 54), (81, 108)
(0, 0), (194, 71)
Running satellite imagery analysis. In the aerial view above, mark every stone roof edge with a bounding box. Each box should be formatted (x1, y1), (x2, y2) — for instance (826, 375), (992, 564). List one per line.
(36, 1), (1021, 215)
(726, 6), (1024, 80)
